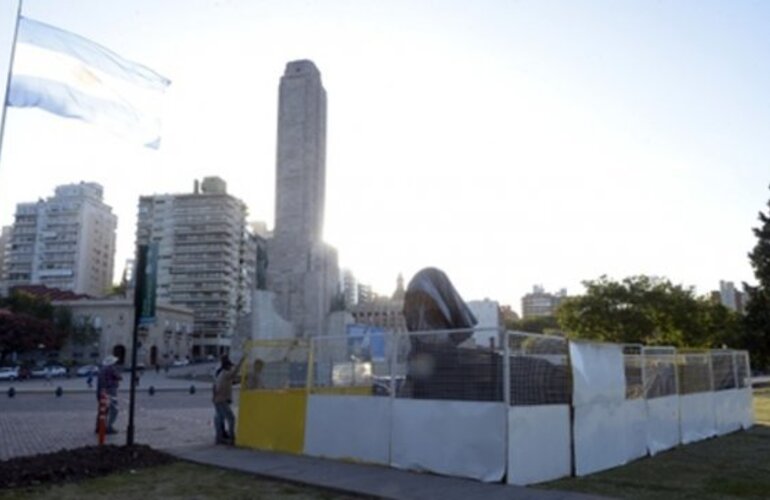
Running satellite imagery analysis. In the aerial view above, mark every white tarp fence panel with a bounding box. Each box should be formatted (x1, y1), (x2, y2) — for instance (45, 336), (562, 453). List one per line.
(715, 389), (744, 435)
(642, 347), (680, 455)
(735, 352), (754, 430)
(738, 388), (754, 430)
(390, 399), (506, 482)
(623, 398), (648, 462)
(573, 401), (628, 476)
(299, 330), (754, 485)
(570, 341), (631, 476)
(645, 395), (680, 455)
(304, 395), (391, 465)
(679, 392), (717, 444)
(570, 341), (626, 406)
(507, 405), (571, 485)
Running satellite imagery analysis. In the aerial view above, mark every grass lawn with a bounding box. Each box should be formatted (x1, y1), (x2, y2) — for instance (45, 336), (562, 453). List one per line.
(0, 461), (359, 500)
(540, 388), (770, 499)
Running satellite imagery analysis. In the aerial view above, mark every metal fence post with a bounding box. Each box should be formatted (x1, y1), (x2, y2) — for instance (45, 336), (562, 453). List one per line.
(306, 337), (315, 395)
(502, 328), (511, 478)
(502, 328), (511, 407)
(387, 330), (400, 466)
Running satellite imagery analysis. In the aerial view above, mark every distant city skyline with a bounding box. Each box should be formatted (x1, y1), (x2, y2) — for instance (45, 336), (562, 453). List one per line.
(1, 0), (768, 313)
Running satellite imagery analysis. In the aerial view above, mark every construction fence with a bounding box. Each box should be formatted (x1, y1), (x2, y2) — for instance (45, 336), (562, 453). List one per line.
(236, 331), (754, 486)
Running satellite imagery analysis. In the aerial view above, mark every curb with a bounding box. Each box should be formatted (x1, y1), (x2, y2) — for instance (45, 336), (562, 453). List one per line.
(5, 387), (208, 395)
(4, 386), (241, 396)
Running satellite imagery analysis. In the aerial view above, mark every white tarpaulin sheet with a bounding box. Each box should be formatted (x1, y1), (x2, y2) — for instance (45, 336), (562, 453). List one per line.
(507, 405), (571, 485)
(679, 392), (717, 444)
(573, 401), (628, 476)
(391, 399), (506, 482)
(571, 341), (638, 475)
(623, 398), (648, 462)
(570, 341), (625, 406)
(304, 395), (391, 464)
(645, 395), (680, 455)
(715, 390), (743, 435)
(738, 388), (754, 429)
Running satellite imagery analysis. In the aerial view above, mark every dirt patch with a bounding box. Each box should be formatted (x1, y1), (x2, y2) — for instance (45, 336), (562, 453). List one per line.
(0, 445), (175, 489)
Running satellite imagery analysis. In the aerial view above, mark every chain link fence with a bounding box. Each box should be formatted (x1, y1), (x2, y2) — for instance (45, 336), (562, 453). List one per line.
(309, 333), (393, 394)
(241, 335), (750, 402)
(711, 350), (738, 391)
(623, 345), (644, 399)
(735, 351), (751, 389)
(677, 351), (713, 395)
(508, 331), (570, 405)
(394, 328), (504, 402)
(241, 339), (310, 390)
(641, 346), (678, 399)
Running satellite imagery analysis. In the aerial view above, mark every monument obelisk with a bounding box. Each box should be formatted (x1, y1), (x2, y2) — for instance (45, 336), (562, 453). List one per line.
(267, 60), (339, 337)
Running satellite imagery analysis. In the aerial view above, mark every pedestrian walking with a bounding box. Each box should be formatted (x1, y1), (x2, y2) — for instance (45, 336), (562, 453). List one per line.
(86, 371), (94, 388)
(95, 355), (122, 434)
(212, 354), (243, 445)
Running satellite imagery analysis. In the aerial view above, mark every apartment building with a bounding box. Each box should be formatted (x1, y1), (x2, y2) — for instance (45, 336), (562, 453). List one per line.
(3, 182), (116, 297)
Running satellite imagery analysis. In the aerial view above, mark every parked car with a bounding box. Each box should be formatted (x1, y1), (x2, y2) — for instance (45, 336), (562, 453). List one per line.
(76, 364), (99, 377)
(372, 375), (406, 396)
(172, 358), (190, 367)
(31, 364), (67, 378)
(0, 366), (19, 381)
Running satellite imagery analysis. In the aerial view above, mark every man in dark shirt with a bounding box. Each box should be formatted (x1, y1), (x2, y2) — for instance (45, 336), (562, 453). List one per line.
(213, 355), (243, 444)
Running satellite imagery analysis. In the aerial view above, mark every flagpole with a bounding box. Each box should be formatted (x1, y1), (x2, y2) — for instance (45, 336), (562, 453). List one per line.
(0, 0), (23, 165)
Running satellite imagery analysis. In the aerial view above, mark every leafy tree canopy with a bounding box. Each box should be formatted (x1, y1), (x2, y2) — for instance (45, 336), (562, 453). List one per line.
(743, 185), (770, 370)
(0, 291), (54, 320)
(556, 275), (741, 348)
(0, 313), (65, 361)
(0, 291), (69, 361)
(505, 315), (561, 335)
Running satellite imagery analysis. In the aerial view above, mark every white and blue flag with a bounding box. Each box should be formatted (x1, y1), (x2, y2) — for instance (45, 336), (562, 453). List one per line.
(7, 17), (170, 148)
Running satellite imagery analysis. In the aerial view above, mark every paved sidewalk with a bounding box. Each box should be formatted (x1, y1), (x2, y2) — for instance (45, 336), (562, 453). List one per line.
(0, 392), (221, 460)
(168, 444), (607, 500)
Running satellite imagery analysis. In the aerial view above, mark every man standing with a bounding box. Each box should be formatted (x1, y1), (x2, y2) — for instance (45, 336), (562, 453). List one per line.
(212, 354), (243, 445)
(96, 355), (122, 434)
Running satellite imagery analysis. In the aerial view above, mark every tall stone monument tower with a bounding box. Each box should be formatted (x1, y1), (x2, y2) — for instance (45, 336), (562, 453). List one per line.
(267, 60), (339, 337)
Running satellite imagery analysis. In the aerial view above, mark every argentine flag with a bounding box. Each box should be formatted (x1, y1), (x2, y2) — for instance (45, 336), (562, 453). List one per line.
(7, 17), (170, 148)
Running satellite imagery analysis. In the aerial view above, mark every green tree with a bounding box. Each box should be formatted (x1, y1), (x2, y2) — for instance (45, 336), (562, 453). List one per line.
(743, 186), (770, 371)
(505, 315), (561, 334)
(0, 313), (63, 362)
(0, 292), (69, 362)
(1, 290), (54, 320)
(557, 275), (741, 348)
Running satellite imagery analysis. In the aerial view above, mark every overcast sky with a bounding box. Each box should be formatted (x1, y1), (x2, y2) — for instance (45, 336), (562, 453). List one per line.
(1, 0), (768, 313)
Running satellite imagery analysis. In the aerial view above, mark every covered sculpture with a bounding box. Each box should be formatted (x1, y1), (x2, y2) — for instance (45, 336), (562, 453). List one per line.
(401, 267), (569, 404)
(403, 267), (478, 345)
(402, 268), (500, 400)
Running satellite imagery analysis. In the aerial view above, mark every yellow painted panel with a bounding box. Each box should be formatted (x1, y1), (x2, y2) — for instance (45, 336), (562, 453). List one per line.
(236, 388), (307, 454)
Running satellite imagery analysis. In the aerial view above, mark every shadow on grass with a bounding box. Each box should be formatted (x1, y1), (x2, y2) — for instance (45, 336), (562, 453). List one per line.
(0, 462), (360, 500)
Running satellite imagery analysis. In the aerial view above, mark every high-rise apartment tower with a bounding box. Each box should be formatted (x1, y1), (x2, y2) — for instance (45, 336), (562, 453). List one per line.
(136, 177), (254, 356)
(3, 182), (116, 297)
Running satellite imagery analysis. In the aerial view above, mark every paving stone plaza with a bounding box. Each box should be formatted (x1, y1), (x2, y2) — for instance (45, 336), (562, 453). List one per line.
(0, 369), (222, 460)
